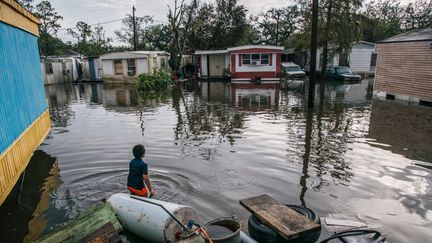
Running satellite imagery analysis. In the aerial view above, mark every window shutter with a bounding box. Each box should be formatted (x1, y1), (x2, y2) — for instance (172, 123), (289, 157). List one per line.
(239, 54), (242, 66)
(269, 53), (273, 66)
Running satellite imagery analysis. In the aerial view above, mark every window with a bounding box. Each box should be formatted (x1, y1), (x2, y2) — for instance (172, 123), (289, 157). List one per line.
(370, 53), (377, 67)
(161, 58), (167, 68)
(251, 54), (260, 63)
(127, 59), (136, 76)
(327, 67), (335, 74)
(261, 54), (269, 64)
(242, 54), (251, 64)
(241, 54), (271, 65)
(114, 60), (123, 75)
(45, 63), (53, 74)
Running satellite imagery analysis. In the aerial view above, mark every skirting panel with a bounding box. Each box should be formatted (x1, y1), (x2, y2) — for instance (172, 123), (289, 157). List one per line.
(0, 109), (51, 205)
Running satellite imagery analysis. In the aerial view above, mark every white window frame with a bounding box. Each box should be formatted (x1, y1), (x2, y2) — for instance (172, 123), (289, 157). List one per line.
(242, 53), (270, 65)
(127, 59), (136, 76)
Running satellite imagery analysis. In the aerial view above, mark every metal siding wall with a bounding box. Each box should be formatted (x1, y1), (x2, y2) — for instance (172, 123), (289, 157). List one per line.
(0, 22), (47, 153)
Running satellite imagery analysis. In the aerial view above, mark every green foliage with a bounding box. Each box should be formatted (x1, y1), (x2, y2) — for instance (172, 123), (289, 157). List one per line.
(168, 0), (198, 72)
(250, 6), (301, 47)
(187, 0), (251, 50)
(38, 33), (70, 56)
(136, 69), (172, 92)
(67, 22), (112, 56)
(33, 0), (63, 57)
(114, 15), (170, 51)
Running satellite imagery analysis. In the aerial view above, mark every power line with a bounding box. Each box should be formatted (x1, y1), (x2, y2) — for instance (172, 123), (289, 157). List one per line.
(58, 18), (126, 31)
(57, 17), (168, 31)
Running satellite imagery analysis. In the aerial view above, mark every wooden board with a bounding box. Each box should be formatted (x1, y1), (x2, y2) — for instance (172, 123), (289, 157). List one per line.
(37, 203), (123, 243)
(239, 194), (320, 240)
(77, 222), (121, 243)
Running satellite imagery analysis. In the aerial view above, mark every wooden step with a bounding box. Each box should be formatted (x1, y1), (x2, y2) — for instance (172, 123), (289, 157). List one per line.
(240, 194), (320, 240)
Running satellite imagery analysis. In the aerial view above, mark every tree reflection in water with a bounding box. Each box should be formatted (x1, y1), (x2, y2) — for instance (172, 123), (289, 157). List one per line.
(172, 84), (246, 160)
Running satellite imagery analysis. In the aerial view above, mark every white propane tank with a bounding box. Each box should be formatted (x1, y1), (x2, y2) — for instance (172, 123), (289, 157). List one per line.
(108, 193), (201, 243)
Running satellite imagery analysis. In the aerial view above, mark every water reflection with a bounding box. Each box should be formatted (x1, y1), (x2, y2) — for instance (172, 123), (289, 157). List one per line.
(1, 80), (431, 243)
(172, 84), (245, 159)
(368, 99), (432, 163)
(230, 83), (280, 111)
(0, 150), (59, 243)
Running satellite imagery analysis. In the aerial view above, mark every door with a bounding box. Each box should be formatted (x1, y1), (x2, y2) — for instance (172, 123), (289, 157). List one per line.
(114, 60), (123, 75)
(89, 58), (96, 81)
(209, 55), (225, 77)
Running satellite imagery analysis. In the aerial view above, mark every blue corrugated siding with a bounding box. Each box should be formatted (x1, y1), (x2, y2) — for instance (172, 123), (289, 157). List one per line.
(0, 22), (47, 153)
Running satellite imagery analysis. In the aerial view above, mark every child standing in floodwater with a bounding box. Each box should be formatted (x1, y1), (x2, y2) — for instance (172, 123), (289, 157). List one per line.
(127, 144), (156, 197)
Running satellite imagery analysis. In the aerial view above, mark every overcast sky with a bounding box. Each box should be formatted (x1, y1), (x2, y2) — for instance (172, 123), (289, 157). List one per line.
(35, 0), (414, 45)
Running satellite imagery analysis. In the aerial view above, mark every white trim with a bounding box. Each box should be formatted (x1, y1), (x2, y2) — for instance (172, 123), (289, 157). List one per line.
(228, 45), (284, 51)
(232, 78), (280, 81)
(195, 50), (228, 55)
(100, 51), (169, 60)
(354, 41), (376, 46)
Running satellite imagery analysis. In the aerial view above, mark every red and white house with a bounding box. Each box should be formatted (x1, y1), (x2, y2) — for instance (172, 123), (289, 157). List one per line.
(195, 45), (284, 82)
(228, 45), (284, 82)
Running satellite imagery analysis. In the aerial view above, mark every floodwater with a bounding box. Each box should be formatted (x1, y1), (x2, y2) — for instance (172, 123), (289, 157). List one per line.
(1, 79), (431, 243)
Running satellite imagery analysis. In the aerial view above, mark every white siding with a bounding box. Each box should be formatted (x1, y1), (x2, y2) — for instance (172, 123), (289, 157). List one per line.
(95, 58), (103, 79)
(102, 59), (114, 77)
(201, 54), (208, 76)
(235, 53), (277, 72)
(136, 58), (149, 74)
(224, 54), (230, 69)
(316, 50), (338, 70)
(349, 48), (374, 73)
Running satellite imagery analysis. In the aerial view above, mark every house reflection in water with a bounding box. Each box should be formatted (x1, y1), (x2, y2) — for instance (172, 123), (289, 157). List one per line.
(231, 83), (280, 111)
(199, 81), (231, 102)
(368, 99), (432, 163)
(0, 150), (60, 243)
(103, 84), (139, 108)
(198, 81), (280, 111)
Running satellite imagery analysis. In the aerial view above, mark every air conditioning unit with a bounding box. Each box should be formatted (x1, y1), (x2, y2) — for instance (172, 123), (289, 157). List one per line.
(251, 61), (260, 65)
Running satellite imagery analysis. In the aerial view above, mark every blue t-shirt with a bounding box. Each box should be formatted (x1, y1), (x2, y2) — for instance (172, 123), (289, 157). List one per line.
(127, 158), (148, 190)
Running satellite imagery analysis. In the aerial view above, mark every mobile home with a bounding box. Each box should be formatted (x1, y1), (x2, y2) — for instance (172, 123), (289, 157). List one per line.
(195, 45), (284, 82)
(41, 57), (82, 84)
(229, 45), (284, 82)
(374, 28), (432, 104)
(288, 41), (376, 75)
(0, 0), (51, 205)
(195, 50), (230, 78)
(100, 51), (170, 83)
(82, 56), (103, 81)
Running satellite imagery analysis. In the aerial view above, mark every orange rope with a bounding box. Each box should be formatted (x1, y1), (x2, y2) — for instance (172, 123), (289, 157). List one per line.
(198, 227), (214, 243)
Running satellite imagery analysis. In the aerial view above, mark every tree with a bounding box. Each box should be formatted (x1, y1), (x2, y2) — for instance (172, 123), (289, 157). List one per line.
(186, 0), (251, 50)
(141, 24), (171, 51)
(16, 0), (34, 12)
(403, 0), (432, 31)
(250, 6), (301, 46)
(114, 15), (154, 50)
(208, 0), (250, 48)
(67, 21), (92, 54)
(360, 0), (404, 43)
(34, 1), (63, 56)
(167, 0), (198, 72)
(318, 0), (363, 78)
(68, 22), (112, 56)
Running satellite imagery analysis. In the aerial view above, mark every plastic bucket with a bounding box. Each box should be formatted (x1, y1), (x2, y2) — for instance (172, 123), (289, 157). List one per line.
(204, 217), (241, 243)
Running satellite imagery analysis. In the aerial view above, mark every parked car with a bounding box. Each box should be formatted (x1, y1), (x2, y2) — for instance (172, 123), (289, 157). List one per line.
(281, 62), (306, 80)
(323, 66), (362, 81)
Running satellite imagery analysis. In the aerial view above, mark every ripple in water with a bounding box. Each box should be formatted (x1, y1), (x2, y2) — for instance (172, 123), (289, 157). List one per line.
(150, 169), (208, 202)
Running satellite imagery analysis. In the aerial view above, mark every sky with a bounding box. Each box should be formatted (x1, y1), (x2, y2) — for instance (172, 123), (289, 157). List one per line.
(34, 0), (415, 45)
(34, 0), (295, 44)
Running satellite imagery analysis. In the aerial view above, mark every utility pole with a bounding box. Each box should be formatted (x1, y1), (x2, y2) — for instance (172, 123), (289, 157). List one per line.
(133, 5), (137, 51)
(308, 0), (319, 108)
